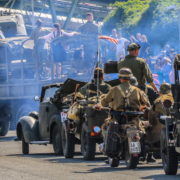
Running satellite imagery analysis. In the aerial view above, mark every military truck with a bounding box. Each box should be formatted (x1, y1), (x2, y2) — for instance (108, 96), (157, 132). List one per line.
(0, 12), (54, 136)
(160, 54), (180, 175)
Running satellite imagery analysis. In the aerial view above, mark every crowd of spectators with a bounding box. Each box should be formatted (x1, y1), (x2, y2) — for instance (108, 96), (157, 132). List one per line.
(29, 15), (178, 84)
(105, 29), (179, 86)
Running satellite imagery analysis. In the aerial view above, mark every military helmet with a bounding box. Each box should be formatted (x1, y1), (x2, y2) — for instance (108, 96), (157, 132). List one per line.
(127, 43), (141, 51)
(160, 83), (171, 94)
(94, 67), (104, 79)
(130, 76), (138, 86)
(119, 68), (133, 80)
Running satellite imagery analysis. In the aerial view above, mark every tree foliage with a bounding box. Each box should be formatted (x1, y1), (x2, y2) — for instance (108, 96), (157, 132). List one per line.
(103, 0), (180, 48)
(103, 0), (151, 33)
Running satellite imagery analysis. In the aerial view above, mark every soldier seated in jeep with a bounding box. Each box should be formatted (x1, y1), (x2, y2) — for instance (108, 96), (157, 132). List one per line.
(61, 68), (111, 160)
(79, 67), (111, 98)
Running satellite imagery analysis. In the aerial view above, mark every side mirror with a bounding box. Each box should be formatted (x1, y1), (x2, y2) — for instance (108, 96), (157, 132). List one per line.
(34, 96), (40, 101)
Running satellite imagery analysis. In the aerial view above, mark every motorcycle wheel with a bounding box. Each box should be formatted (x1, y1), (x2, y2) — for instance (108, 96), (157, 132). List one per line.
(125, 139), (139, 169)
(160, 128), (178, 175)
(81, 122), (96, 160)
(61, 124), (75, 158)
(108, 157), (119, 167)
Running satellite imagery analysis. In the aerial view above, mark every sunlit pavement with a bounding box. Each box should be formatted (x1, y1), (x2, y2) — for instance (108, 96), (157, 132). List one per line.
(0, 131), (179, 180)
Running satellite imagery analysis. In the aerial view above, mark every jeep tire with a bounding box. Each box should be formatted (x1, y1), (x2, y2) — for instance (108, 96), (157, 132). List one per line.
(61, 124), (75, 158)
(52, 125), (63, 155)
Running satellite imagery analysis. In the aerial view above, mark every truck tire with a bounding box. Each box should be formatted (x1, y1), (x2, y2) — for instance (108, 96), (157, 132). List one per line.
(160, 128), (178, 175)
(81, 123), (96, 160)
(22, 133), (29, 155)
(125, 139), (139, 169)
(0, 121), (10, 136)
(61, 124), (75, 158)
(52, 125), (63, 155)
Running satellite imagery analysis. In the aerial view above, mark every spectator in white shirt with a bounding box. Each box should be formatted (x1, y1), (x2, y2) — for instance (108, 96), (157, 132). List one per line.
(116, 33), (130, 60)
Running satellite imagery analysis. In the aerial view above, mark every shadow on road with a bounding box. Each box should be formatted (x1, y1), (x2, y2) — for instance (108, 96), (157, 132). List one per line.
(6, 153), (106, 164)
(0, 136), (16, 142)
(73, 166), (124, 174)
(141, 174), (180, 180)
(47, 156), (106, 164)
(73, 162), (163, 174)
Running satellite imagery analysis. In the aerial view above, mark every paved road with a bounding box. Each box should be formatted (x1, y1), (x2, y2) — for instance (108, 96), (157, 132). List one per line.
(0, 131), (179, 180)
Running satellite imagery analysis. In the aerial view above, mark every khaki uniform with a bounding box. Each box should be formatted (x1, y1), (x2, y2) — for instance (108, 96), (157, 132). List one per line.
(101, 82), (150, 111)
(147, 93), (174, 143)
(118, 55), (153, 86)
(79, 81), (111, 98)
(68, 81), (111, 121)
(101, 82), (150, 134)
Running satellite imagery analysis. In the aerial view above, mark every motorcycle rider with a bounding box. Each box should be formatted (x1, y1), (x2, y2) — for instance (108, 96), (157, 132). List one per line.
(100, 68), (150, 112)
(97, 68), (150, 164)
(147, 83), (173, 143)
(97, 68), (150, 134)
(143, 83), (173, 162)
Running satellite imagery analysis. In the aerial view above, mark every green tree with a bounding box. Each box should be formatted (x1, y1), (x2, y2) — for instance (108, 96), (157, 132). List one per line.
(103, 0), (180, 48)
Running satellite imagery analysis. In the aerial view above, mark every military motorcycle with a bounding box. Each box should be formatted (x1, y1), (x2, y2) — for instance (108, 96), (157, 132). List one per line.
(104, 111), (143, 169)
(61, 98), (109, 160)
(160, 54), (180, 175)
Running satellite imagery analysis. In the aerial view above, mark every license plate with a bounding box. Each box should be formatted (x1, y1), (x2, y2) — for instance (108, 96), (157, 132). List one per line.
(60, 112), (67, 122)
(129, 142), (141, 154)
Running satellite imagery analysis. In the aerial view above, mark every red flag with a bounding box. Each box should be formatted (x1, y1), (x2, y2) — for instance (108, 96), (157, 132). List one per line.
(98, 36), (118, 44)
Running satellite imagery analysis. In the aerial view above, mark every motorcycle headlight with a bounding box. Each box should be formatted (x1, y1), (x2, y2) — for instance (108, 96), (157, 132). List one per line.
(93, 126), (101, 133)
(163, 99), (172, 108)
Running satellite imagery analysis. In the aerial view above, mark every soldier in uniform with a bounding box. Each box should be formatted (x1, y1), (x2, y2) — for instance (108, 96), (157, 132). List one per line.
(130, 76), (159, 105)
(98, 68), (150, 156)
(78, 13), (98, 70)
(100, 68), (150, 112)
(147, 83), (173, 143)
(144, 83), (173, 162)
(79, 67), (111, 98)
(67, 67), (111, 123)
(118, 43), (158, 93)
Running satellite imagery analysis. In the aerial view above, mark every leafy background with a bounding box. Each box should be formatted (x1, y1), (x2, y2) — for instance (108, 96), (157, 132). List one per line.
(103, 0), (180, 50)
